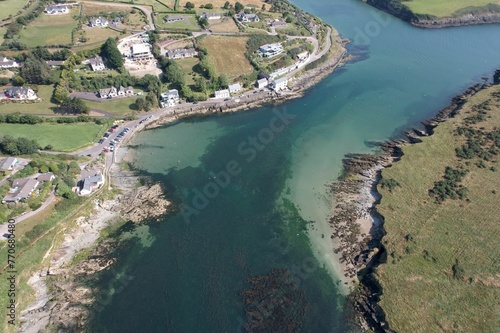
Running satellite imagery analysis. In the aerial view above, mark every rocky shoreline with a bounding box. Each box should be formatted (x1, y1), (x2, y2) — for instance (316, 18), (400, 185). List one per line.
(362, 0), (500, 28)
(331, 75), (498, 332)
(19, 159), (172, 333)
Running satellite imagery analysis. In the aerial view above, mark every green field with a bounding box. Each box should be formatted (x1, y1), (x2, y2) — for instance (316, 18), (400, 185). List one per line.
(0, 122), (106, 151)
(19, 11), (78, 47)
(375, 85), (500, 333)
(0, 85), (59, 115)
(405, 0), (497, 17)
(155, 14), (201, 30)
(85, 96), (141, 117)
(0, 0), (28, 21)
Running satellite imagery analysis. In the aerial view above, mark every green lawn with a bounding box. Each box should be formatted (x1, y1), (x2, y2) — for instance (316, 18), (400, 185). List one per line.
(19, 11), (78, 47)
(85, 96), (141, 117)
(176, 57), (200, 85)
(0, 122), (107, 151)
(405, 0), (497, 17)
(376, 85), (500, 333)
(0, 0), (28, 21)
(0, 85), (59, 115)
(155, 14), (201, 30)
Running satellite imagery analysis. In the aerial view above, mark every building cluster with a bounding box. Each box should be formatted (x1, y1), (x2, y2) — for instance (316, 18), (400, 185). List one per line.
(258, 43), (284, 58)
(255, 73), (288, 92)
(98, 86), (134, 99)
(213, 82), (242, 99)
(2, 173), (54, 204)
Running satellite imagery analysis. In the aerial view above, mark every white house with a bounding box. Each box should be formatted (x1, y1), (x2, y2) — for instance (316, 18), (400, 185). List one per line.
(99, 87), (118, 99)
(79, 174), (104, 196)
(132, 43), (153, 61)
(0, 57), (19, 69)
(297, 51), (309, 61)
(118, 86), (134, 96)
(0, 157), (18, 172)
(237, 13), (260, 22)
(89, 55), (105, 71)
(271, 77), (288, 91)
(89, 17), (109, 27)
(4, 87), (37, 100)
(167, 48), (198, 59)
(259, 43), (283, 58)
(214, 89), (230, 99)
(45, 4), (68, 15)
(270, 19), (287, 28)
(256, 78), (268, 89)
(164, 15), (184, 23)
(201, 12), (222, 20)
(161, 89), (179, 107)
(228, 83), (242, 94)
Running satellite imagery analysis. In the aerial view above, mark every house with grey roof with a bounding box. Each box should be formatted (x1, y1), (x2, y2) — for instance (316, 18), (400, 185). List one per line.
(164, 15), (184, 23)
(2, 178), (39, 203)
(88, 55), (105, 71)
(166, 48), (198, 59)
(99, 86), (118, 99)
(270, 77), (288, 91)
(160, 89), (179, 107)
(256, 78), (268, 89)
(237, 13), (260, 23)
(214, 89), (230, 99)
(269, 19), (287, 28)
(228, 83), (242, 94)
(4, 87), (37, 100)
(201, 12), (222, 20)
(79, 174), (104, 196)
(0, 157), (18, 172)
(89, 17), (109, 27)
(45, 4), (68, 15)
(37, 173), (55, 182)
(0, 57), (20, 69)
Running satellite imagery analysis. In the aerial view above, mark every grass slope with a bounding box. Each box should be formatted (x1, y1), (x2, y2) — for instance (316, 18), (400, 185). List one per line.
(376, 84), (500, 333)
(0, 122), (106, 151)
(405, 0), (497, 17)
(19, 12), (78, 47)
(198, 35), (253, 81)
(0, 0), (28, 21)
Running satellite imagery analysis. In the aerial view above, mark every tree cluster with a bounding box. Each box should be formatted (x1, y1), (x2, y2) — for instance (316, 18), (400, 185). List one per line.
(0, 136), (40, 156)
(429, 167), (469, 203)
(101, 37), (124, 69)
(60, 97), (90, 114)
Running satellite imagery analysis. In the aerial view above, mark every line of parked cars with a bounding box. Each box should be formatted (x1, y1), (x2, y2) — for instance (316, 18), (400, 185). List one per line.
(102, 126), (130, 153)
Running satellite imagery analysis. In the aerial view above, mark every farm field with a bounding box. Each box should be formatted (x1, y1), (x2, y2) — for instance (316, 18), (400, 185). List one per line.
(0, 85), (59, 115)
(405, 0), (497, 17)
(19, 11), (78, 47)
(75, 27), (122, 49)
(376, 84), (500, 333)
(208, 18), (239, 33)
(0, 0), (28, 21)
(0, 122), (107, 151)
(198, 35), (253, 80)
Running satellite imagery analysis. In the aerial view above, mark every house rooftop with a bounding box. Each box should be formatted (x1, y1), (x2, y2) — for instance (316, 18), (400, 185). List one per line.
(132, 43), (150, 54)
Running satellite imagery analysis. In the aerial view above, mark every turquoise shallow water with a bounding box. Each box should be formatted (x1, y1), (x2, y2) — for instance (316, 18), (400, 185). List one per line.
(92, 0), (500, 331)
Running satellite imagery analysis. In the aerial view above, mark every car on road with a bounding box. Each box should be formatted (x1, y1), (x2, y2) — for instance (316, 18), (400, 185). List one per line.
(98, 139), (105, 144)
(109, 141), (115, 146)
(103, 133), (110, 138)
(103, 148), (109, 153)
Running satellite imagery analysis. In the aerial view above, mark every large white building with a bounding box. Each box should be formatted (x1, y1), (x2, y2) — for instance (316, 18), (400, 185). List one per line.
(258, 43), (283, 58)
(228, 83), (242, 94)
(161, 89), (180, 107)
(132, 43), (153, 61)
(214, 89), (230, 99)
(270, 77), (288, 91)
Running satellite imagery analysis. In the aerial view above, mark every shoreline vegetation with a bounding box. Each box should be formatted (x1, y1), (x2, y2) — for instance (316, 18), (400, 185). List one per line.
(361, 0), (500, 28)
(15, 20), (350, 333)
(331, 69), (500, 332)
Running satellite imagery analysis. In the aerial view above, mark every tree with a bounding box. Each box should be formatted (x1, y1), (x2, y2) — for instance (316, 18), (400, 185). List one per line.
(53, 83), (70, 104)
(146, 91), (159, 109)
(218, 74), (229, 88)
(235, 2), (244, 13)
(20, 57), (51, 84)
(198, 16), (209, 29)
(261, 4), (266, 11)
(204, 3), (213, 9)
(223, 1), (230, 9)
(101, 37), (124, 69)
(60, 97), (90, 114)
(12, 75), (25, 86)
(135, 97), (148, 111)
(185, 1), (195, 9)
(163, 59), (186, 87)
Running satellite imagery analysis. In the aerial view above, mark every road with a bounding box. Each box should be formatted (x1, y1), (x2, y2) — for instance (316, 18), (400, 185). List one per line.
(0, 193), (56, 238)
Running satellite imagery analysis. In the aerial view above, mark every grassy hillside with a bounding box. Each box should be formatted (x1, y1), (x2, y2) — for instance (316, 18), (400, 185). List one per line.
(375, 84), (500, 333)
(405, 0), (498, 17)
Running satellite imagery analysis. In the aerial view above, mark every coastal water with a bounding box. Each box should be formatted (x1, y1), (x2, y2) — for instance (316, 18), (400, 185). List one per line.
(92, 0), (500, 331)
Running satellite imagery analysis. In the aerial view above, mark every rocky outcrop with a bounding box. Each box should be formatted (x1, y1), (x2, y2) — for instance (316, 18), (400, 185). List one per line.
(121, 183), (171, 223)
